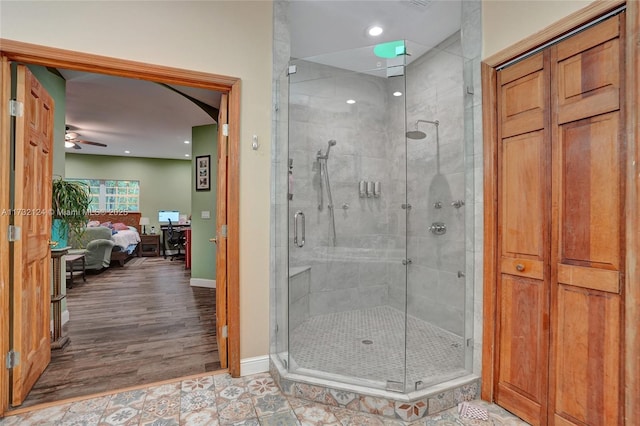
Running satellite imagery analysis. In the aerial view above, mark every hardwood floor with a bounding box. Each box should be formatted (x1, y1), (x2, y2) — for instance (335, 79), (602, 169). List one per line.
(20, 257), (220, 408)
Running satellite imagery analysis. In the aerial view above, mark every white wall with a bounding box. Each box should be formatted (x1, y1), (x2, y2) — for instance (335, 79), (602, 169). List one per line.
(482, 0), (595, 58)
(1, 1), (273, 361)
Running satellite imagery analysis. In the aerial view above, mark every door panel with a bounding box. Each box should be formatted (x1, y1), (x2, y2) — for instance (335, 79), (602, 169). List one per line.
(216, 93), (228, 369)
(496, 52), (550, 426)
(11, 64), (54, 406)
(550, 14), (623, 426)
(496, 274), (547, 423)
(553, 285), (620, 425)
(559, 114), (620, 269)
(500, 53), (546, 139)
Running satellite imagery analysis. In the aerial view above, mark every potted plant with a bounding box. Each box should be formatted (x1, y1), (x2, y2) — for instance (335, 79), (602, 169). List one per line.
(51, 178), (90, 248)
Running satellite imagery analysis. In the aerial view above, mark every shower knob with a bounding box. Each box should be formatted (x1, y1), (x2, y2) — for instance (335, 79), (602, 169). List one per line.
(429, 222), (447, 235)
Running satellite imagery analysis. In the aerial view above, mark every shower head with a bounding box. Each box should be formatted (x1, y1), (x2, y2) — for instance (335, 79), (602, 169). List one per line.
(318, 140), (337, 159)
(406, 119), (438, 140)
(406, 130), (427, 139)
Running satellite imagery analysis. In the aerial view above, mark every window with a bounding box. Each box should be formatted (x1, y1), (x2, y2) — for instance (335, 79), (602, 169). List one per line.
(68, 179), (140, 212)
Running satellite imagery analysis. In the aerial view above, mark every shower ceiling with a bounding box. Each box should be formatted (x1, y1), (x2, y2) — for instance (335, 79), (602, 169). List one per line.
(289, 0), (463, 72)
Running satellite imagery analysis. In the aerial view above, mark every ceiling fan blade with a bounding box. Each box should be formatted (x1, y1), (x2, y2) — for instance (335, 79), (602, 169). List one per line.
(76, 140), (107, 147)
(72, 143), (82, 150)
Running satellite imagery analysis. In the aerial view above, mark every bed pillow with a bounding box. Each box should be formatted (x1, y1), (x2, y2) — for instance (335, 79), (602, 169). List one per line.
(87, 220), (101, 227)
(100, 221), (113, 229)
(112, 222), (129, 231)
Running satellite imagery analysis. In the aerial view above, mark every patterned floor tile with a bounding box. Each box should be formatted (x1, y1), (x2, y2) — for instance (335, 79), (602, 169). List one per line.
(1, 373), (528, 426)
(179, 408), (219, 426)
(245, 375), (280, 396)
(251, 393), (290, 416)
(182, 375), (216, 393)
(258, 410), (301, 426)
(292, 401), (342, 426)
(60, 410), (103, 425)
(217, 398), (256, 424)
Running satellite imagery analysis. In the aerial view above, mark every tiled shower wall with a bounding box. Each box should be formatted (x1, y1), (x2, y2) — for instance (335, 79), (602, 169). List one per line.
(287, 62), (398, 317)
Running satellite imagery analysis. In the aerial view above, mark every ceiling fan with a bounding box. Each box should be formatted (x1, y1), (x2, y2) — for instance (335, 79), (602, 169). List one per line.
(64, 125), (107, 150)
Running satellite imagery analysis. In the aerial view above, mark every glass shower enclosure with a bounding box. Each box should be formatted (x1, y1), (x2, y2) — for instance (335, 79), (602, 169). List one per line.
(274, 36), (473, 394)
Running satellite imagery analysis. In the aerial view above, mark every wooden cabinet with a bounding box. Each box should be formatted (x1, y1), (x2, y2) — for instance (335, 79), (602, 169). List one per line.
(492, 14), (624, 426)
(139, 234), (160, 257)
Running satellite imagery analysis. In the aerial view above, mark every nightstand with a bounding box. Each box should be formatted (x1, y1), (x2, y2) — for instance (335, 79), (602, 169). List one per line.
(139, 234), (160, 257)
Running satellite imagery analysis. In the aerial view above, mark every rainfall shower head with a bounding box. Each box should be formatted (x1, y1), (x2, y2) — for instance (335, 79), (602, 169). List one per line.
(406, 119), (439, 140)
(406, 130), (427, 139)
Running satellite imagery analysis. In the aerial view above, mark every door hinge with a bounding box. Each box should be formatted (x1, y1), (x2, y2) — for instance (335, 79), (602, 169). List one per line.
(6, 350), (19, 369)
(222, 123), (229, 137)
(9, 100), (24, 117)
(8, 225), (21, 242)
(466, 338), (474, 348)
(220, 224), (228, 238)
(287, 65), (297, 75)
(221, 325), (228, 338)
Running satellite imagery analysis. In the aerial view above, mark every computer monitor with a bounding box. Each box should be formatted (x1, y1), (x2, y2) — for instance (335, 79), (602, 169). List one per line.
(158, 210), (180, 223)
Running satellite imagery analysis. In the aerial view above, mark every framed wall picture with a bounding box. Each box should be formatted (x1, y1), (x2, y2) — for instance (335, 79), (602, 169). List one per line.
(195, 155), (211, 191)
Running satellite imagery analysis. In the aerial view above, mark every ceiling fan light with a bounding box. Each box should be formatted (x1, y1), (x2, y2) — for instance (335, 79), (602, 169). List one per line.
(64, 141), (75, 148)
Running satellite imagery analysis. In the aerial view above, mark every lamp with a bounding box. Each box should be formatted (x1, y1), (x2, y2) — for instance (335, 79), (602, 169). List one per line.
(139, 217), (150, 235)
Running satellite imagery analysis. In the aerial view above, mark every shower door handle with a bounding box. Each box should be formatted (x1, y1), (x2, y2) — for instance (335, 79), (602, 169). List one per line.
(294, 211), (305, 248)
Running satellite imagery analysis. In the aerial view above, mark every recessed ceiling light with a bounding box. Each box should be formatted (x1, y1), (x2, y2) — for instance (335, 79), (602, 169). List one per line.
(346, 99), (356, 104)
(368, 26), (383, 37)
(393, 91), (403, 97)
(185, 154), (190, 157)
(124, 150), (130, 154)
(184, 140), (190, 144)
(64, 141), (75, 148)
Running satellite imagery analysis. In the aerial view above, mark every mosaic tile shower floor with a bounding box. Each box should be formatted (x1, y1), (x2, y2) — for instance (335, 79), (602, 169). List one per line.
(1, 372), (529, 425)
(290, 306), (466, 387)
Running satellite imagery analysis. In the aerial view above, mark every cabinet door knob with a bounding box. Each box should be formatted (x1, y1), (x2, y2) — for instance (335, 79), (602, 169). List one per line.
(516, 263), (525, 272)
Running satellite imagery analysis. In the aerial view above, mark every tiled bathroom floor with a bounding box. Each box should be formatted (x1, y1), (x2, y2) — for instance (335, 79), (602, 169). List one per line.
(1, 372), (529, 425)
(290, 306), (466, 387)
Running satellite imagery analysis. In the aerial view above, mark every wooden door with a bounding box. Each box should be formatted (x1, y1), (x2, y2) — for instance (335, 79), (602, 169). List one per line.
(216, 93), (228, 369)
(11, 64), (55, 406)
(549, 15), (623, 426)
(495, 52), (551, 425)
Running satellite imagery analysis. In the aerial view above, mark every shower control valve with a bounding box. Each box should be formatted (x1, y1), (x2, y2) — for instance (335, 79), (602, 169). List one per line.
(402, 258), (413, 266)
(451, 200), (465, 209)
(429, 222), (447, 235)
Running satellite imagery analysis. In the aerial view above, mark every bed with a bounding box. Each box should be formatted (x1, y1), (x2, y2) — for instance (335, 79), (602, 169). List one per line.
(88, 212), (142, 266)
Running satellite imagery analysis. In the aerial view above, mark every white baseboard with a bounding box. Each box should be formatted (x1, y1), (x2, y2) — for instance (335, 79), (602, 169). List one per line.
(190, 278), (216, 288)
(241, 355), (270, 376)
(51, 310), (70, 332)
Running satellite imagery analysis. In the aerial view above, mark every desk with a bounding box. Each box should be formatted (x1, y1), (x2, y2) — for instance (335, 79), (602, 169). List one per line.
(160, 224), (191, 259)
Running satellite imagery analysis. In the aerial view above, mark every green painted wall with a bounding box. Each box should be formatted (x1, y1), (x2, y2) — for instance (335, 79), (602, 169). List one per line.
(191, 125), (217, 280)
(65, 154), (191, 233)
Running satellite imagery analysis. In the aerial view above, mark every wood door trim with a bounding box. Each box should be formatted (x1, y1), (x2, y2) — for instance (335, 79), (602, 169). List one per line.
(481, 2), (640, 420)
(0, 40), (242, 413)
(624, 0), (640, 421)
(484, 0), (625, 68)
(0, 57), (11, 417)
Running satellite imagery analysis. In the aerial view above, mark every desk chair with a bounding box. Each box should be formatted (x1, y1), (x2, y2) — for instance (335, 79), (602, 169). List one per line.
(166, 219), (186, 261)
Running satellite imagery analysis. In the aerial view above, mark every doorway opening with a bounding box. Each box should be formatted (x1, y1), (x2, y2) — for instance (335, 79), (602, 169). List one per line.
(0, 40), (240, 415)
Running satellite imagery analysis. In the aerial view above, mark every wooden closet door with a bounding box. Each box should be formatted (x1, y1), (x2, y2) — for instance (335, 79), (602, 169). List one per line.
(495, 52), (551, 426)
(550, 15), (623, 426)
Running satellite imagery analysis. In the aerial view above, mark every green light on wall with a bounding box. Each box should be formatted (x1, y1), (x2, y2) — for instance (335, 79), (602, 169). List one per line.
(373, 40), (406, 58)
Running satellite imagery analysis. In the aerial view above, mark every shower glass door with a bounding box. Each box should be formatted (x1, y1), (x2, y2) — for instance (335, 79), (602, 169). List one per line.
(286, 43), (409, 390)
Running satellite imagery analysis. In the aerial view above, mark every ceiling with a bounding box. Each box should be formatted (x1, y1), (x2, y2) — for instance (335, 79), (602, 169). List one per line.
(63, 0), (461, 160)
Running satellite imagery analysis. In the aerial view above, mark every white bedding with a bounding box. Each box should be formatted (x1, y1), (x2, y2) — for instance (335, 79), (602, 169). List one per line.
(111, 229), (141, 251)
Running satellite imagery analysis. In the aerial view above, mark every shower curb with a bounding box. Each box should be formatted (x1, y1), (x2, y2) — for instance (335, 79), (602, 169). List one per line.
(269, 358), (480, 422)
